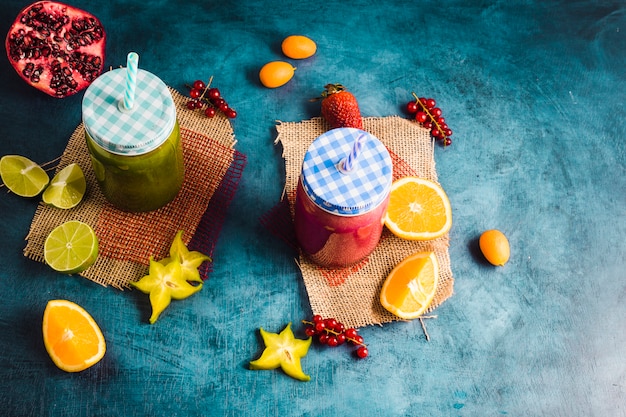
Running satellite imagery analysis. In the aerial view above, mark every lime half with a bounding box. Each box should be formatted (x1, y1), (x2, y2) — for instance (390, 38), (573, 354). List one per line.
(42, 164), (87, 209)
(44, 221), (99, 274)
(0, 155), (49, 197)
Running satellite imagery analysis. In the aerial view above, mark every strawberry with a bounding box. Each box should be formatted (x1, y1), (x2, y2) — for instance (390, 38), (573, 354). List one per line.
(319, 84), (363, 129)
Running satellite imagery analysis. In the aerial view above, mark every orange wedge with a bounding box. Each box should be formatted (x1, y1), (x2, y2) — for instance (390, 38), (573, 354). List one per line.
(42, 300), (106, 372)
(384, 177), (452, 240)
(380, 252), (439, 319)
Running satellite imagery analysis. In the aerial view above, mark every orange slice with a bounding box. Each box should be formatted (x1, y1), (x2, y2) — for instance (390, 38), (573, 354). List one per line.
(380, 251), (439, 319)
(384, 177), (452, 240)
(42, 300), (106, 372)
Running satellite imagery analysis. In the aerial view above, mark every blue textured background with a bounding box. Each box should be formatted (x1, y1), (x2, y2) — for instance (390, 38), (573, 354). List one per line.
(0, 1), (624, 416)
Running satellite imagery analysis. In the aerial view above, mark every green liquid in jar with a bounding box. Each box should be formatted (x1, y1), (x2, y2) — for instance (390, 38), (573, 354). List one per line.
(85, 121), (184, 212)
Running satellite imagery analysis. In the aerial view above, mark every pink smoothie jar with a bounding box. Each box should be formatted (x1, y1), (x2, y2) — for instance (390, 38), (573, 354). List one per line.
(294, 128), (393, 268)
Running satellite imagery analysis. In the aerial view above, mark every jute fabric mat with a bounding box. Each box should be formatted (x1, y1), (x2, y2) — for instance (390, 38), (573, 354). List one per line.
(274, 116), (454, 328)
(23, 87), (244, 289)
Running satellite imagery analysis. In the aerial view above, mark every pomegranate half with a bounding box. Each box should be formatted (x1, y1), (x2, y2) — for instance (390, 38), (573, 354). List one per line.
(5, 1), (106, 98)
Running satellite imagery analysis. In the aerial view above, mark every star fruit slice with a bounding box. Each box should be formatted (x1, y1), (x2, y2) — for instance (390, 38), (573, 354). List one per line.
(130, 231), (211, 324)
(130, 258), (203, 324)
(159, 230), (212, 283)
(249, 323), (312, 381)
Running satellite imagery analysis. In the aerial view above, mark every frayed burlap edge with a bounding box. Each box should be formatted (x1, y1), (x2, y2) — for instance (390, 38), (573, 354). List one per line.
(275, 116), (454, 329)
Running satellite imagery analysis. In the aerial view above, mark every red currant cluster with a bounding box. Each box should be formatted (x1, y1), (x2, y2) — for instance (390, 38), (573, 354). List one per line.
(406, 93), (453, 146)
(303, 315), (369, 358)
(185, 77), (237, 119)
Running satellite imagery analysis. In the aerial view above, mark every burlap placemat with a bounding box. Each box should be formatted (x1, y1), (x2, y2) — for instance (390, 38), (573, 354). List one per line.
(23, 87), (246, 289)
(273, 116), (454, 329)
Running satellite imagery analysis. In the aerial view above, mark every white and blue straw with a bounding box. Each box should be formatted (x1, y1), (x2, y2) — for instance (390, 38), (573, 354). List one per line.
(121, 52), (139, 111)
(341, 133), (367, 172)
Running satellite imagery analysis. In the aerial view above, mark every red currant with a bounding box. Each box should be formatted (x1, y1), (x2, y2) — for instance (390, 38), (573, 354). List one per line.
(193, 80), (206, 90)
(186, 100), (196, 110)
(325, 318), (338, 329)
(407, 93), (455, 148)
(415, 111), (428, 123)
(344, 328), (357, 339)
(406, 101), (418, 114)
(351, 335), (364, 345)
(225, 108), (237, 119)
(189, 88), (201, 99)
(302, 317), (368, 359)
(219, 103), (229, 113)
(356, 346), (369, 358)
(208, 88), (221, 100)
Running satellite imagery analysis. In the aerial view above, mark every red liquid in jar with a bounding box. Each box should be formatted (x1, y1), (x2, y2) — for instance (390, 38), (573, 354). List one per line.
(294, 178), (389, 268)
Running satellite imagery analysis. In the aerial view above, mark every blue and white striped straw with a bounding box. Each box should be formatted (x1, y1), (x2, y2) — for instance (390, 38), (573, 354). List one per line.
(121, 52), (139, 111)
(340, 133), (367, 172)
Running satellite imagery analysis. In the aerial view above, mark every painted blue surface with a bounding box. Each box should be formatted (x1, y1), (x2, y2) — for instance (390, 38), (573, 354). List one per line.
(0, 0), (624, 416)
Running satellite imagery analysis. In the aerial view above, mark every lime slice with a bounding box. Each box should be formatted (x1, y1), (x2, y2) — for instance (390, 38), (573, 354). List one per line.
(0, 155), (49, 197)
(42, 163), (87, 209)
(44, 221), (99, 274)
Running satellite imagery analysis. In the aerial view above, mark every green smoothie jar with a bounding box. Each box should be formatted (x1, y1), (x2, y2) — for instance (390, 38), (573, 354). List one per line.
(82, 64), (184, 212)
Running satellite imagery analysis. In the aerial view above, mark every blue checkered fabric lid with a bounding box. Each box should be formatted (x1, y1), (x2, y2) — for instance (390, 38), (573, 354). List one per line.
(82, 68), (176, 155)
(301, 128), (393, 216)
